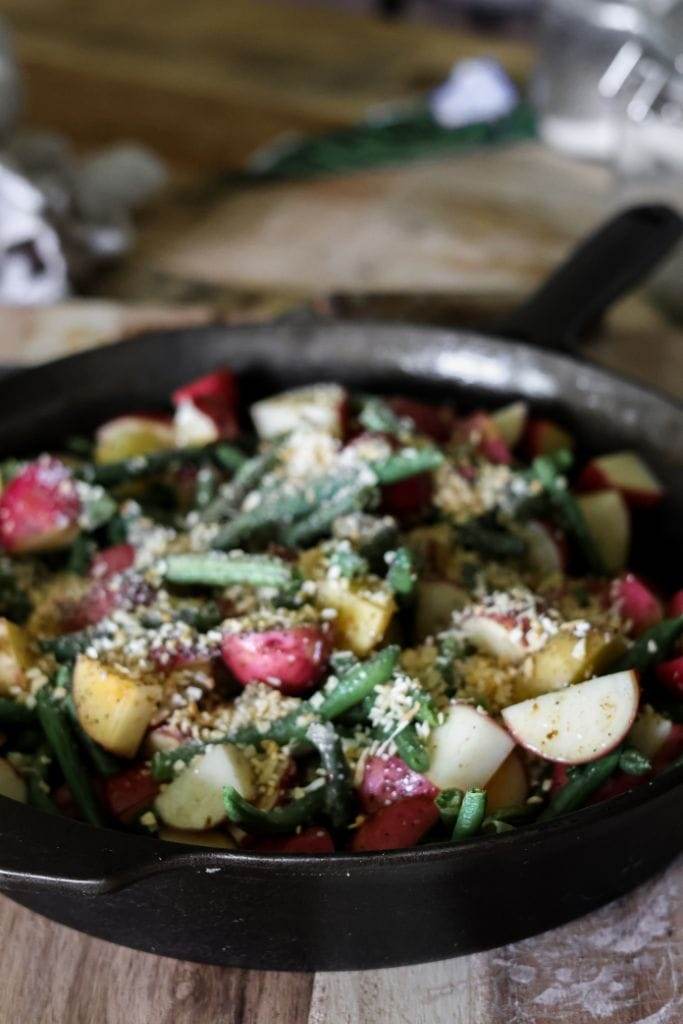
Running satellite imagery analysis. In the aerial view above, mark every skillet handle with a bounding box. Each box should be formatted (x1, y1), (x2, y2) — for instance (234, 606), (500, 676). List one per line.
(499, 204), (683, 352)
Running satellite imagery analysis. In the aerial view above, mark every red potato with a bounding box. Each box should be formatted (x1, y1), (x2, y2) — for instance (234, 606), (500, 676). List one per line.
(386, 397), (456, 443)
(94, 413), (174, 464)
(609, 574), (663, 636)
(457, 413), (512, 465)
(522, 519), (568, 577)
(652, 723), (683, 772)
(172, 369), (239, 447)
(485, 749), (528, 812)
(668, 591), (683, 618)
(359, 755), (438, 814)
(656, 657), (683, 698)
(587, 770), (647, 805)
(221, 625), (332, 695)
(247, 827), (335, 854)
(380, 472), (433, 519)
(103, 765), (159, 824)
(577, 451), (664, 508)
(351, 795), (440, 852)
(523, 418), (574, 458)
(89, 544), (136, 580)
(491, 401), (528, 449)
(63, 572), (154, 631)
(576, 490), (631, 574)
(502, 670), (640, 764)
(0, 456), (80, 554)
(251, 383), (347, 440)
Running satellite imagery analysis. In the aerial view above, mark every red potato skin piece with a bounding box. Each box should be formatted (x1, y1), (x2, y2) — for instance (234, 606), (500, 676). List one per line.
(0, 456), (80, 553)
(246, 827), (335, 855)
(360, 755), (439, 814)
(172, 369), (239, 440)
(386, 397), (456, 443)
(577, 461), (664, 508)
(89, 544), (136, 580)
(456, 412), (513, 465)
(656, 657), (683, 697)
(221, 625), (332, 696)
(608, 574), (663, 636)
(103, 766), (159, 824)
(351, 795), (440, 852)
(380, 472), (433, 519)
(61, 572), (154, 632)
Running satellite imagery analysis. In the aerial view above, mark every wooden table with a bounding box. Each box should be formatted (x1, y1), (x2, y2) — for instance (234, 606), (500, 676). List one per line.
(0, 2), (681, 1021)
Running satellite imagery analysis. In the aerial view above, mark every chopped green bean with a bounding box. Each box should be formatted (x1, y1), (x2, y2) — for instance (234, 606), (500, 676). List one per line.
(539, 748), (622, 820)
(435, 788), (464, 829)
(358, 397), (405, 436)
(163, 552), (297, 590)
(0, 698), (35, 727)
(371, 447), (444, 485)
(307, 722), (353, 829)
(457, 521), (525, 559)
(41, 630), (93, 664)
(223, 783), (325, 834)
(328, 546), (369, 579)
(66, 535), (96, 576)
(611, 616), (683, 673)
(35, 688), (104, 826)
(393, 721), (429, 773)
(281, 483), (377, 547)
(64, 694), (122, 777)
(618, 747), (652, 776)
(151, 742), (205, 783)
(194, 464), (218, 510)
(212, 443), (247, 474)
(318, 646), (400, 721)
(385, 546), (416, 596)
(529, 453), (604, 574)
(452, 788), (487, 841)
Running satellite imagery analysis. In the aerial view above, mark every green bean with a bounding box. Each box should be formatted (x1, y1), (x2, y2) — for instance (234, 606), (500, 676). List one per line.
(176, 602), (223, 632)
(0, 698), (35, 727)
(40, 631), (93, 663)
(35, 688), (104, 827)
(163, 552), (297, 589)
(618, 747), (651, 776)
(151, 742), (205, 783)
(66, 535), (96, 576)
(371, 447), (444, 484)
(529, 454), (604, 574)
(328, 546), (369, 579)
(385, 546), (416, 596)
(212, 443), (247, 474)
(394, 721), (429, 773)
(457, 521), (525, 559)
(194, 464), (218, 510)
(306, 722), (353, 829)
(452, 788), (487, 841)
(435, 788), (464, 829)
(229, 448), (280, 504)
(539, 748), (622, 821)
(24, 751), (59, 815)
(80, 446), (212, 487)
(358, 397), (405, 436)
(223, 783), (325, 834)
(64, 695), (122, 777)
(435, 633), (465, 691)
(232, 647), (400, 749)
(281, 483), (377, 547)
(213, 471), (356, 549)
(317, 645), (400, 720)
(79, 488), (117, 531)
(611, 616), (683, 673)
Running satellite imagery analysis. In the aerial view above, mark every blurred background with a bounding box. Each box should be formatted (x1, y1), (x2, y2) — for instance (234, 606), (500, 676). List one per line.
(0, 0), (681, 390)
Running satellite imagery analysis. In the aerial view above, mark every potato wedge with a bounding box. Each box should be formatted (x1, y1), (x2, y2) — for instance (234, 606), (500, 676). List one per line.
(73, 656), (161, 759)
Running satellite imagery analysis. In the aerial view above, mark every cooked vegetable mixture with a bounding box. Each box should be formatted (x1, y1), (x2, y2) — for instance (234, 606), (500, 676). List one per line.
(0, 370), (681, 853)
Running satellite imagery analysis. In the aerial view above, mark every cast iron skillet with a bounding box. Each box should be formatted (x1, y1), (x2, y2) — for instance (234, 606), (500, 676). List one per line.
(0, 206), (681, 971)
